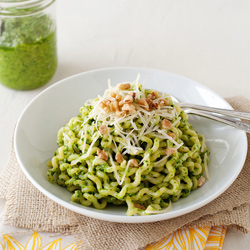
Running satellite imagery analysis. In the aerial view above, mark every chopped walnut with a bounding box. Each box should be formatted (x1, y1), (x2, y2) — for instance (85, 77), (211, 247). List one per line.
(116, 94), (122, 101)
(159, 99), (169, 106)
(118, 100), (124, 106)
(97, 149), (108, 161)
(115, 152), (124, 164)
(128, 159), (139, 167)
(161, 119), (172, 129)
(99, 125), (107, 135)
(110, 100), (120, 112)
(109, 97), (116, 102)
(99, 101), (106, 109)
(147, 90), (158, 100)
(137, 98), (149, 110)
(167, 132), (176, 140)
(99, 99), (111, 113)
(153, 98), (169, 110)
(103, 106), (110, 113)
(116, 110), (126, 117)
(134, 203), (146, 210)
(122, 103), (136, 113)
(198, 176), (206, 187)
(165, 148), (176, 155)
(153, 101), (161, 110)
(103, 99), (111, 105)
(110, 92), (116, 98)
(99, 85), (169, 116)
(146, 98), (154, 109)
(123, 95), (133, 104)
(129, 92), (136, 100)
(119, 83), (131, 90)
(109, 102), (115, 112)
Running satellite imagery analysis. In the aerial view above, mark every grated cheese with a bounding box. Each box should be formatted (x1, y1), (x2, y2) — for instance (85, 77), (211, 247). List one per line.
(109, 153), (122, 185)
(63, 132), (71, 142)
(86, 132), (100, 156)
(119, 161), (130, 186)
(80, 76), (182, 159)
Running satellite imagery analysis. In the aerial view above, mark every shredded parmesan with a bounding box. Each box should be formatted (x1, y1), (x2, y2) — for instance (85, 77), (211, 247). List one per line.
(153, 154), (170, 167)
(109, 153), (122, 185)
(139, 153), (150, 165)
(63, 132), (71, 142)
(79, 77), (182, 156)
(119, 161), (130, 185)
(86, 132), (100, 156)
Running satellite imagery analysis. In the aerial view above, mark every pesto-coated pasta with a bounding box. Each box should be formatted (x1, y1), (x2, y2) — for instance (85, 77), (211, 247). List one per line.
(47, 77), (209, 216)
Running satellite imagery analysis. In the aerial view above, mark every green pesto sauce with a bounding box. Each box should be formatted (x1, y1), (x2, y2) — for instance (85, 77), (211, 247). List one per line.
(0, 15), (57, 90)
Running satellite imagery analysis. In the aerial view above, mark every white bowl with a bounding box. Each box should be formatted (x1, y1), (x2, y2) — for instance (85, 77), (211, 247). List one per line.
(14, 67), (248, 223)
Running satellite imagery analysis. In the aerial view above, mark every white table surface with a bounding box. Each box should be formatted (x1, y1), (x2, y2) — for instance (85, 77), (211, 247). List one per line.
(0, 0), (250, 249)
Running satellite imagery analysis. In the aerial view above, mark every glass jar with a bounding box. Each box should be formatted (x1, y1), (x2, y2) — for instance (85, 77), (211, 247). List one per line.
(0, 0), (57, 90)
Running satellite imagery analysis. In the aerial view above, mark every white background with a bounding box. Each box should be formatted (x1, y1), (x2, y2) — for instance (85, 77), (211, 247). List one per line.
(0, 0), (249, 249)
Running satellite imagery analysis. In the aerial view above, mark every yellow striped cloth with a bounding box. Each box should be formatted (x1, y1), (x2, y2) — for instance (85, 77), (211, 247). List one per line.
(0, 227), (226, 249)
(146, 226), (226, 250)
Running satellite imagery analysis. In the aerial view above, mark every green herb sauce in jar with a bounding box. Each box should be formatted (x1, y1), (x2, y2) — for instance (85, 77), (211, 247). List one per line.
(0, 8), (57, 90)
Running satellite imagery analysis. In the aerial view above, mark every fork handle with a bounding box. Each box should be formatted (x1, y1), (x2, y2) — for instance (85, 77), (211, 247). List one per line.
(181, 103), (250, 120)
(186, 109), (250, 133)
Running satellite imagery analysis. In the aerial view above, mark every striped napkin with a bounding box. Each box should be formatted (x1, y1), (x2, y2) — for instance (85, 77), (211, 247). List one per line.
(146, 226), (226, 250)
(0, 226), (226, 249)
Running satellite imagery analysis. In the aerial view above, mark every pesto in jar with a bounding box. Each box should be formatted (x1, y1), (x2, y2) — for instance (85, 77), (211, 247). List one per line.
(0, 14), (57, 90)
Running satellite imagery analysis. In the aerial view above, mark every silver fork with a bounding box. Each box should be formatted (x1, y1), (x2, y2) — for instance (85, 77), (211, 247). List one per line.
(180, 103), (250, 120)
(171, 96), (250, 133)
(185, 108), (250, 133)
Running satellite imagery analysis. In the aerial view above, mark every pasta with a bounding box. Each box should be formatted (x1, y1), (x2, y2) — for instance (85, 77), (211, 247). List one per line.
(47, 76), (209, 216)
